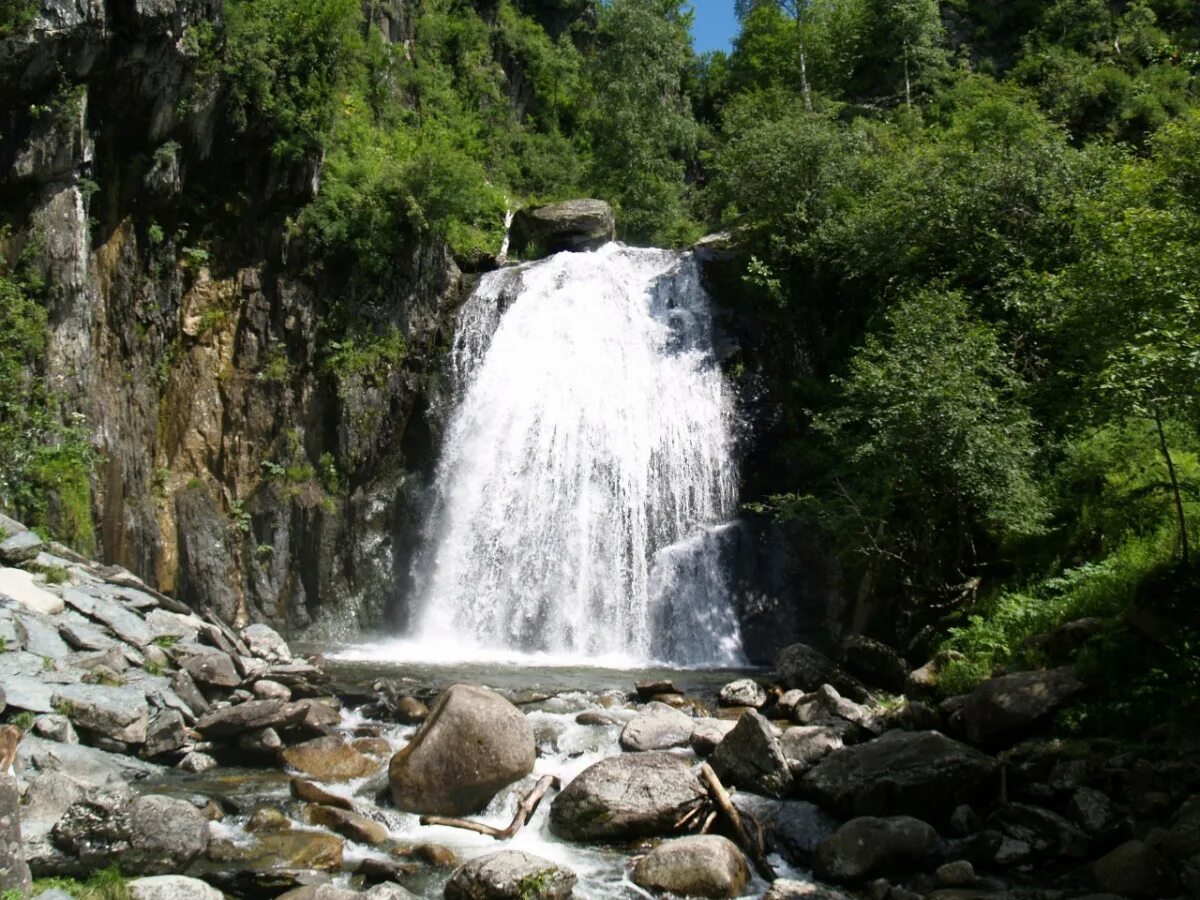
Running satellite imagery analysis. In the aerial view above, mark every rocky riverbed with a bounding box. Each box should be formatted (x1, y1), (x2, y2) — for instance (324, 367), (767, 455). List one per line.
(2, 511), (1199, 900)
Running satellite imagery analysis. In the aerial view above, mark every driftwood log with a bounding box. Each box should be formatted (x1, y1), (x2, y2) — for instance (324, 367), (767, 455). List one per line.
(698, 763), (777, 881)
(420, 774), (561, 839)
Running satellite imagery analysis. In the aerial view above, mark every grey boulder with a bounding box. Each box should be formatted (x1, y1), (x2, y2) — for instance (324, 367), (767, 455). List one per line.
(718, 679), (767, 709)
(814, 816), (941, 883)
(959, 668), (1086, 748)
(444, 850), (576, 900)
(549, 752), (705, 842)
(389, 684), (535, 816)
(510, 200), (615, 256)
(620, 701), (695, 752)
(631, 834), (750, 898)
(128, 875), (224, 900)
(711, 709), (792, 797)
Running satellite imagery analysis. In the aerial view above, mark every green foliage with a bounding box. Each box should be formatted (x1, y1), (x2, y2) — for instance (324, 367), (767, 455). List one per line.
(323, 326), (408, 383)
(5, 711), (36, 732)
(0, 0), (36, 36)
(0, 236), (95, 554)
(35, 866), (131, 900)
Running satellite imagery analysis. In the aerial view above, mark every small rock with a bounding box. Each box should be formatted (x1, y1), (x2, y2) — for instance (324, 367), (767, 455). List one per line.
(444, 850), (576, 900)
(247, 806), (292, 832)
(634, 679), (676, 700)
(780, 726), (842, 774)
(1069, 786), (1119, 837)
(988, 802), (1089, 858)
(178, 752), (218, 773)
(620, 701), (695, 752)
(238, 727), (283, 755)
(33, 714), (79, 745)
(276, 887), (359, 900)
(364, 885), (418, 900)
(413, 843), (457, 866)
(0, 530), (44, 564)
(935, 860), (976, 887)
(144, 709), (188, 757)
(305, 804), (388, 844)
(352, 737), (392, 757)
(814, 816), (941, 884)
(128, 875), (223, 900)
(764, 879), (854, 900)
(711, 709), (792, 797)
(690, 718), (736, 756)
(290, 778), (353, 810)
(632, 834), (750, 898)
(284, 736), (380, 782)
(395, 696), (429, 724)
(252, 679), (292, 701)
(181, 650), (240, 689)
(718, 679), (767, 709)
(949, 805), (981, 837)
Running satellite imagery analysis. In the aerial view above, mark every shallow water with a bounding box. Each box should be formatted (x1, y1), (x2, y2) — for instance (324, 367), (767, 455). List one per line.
(160, 650), (811, 898)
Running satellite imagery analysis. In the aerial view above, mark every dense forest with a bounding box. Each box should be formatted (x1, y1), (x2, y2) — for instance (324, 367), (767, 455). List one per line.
(2, 0), (1198, 732)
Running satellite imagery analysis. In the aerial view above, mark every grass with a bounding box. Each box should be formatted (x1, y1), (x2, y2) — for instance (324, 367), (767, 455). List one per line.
(27, 562), (70, 584)
(35, 865), (131, 900)
(5, 710), (36, 732)
(938, 527), (1172, 696)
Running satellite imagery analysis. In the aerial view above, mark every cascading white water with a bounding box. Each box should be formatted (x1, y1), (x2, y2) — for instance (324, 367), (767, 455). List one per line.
(411, 243), (746, 666)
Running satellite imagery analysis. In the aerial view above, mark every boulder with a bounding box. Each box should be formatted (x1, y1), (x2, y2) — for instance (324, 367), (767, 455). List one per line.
(841, 635), (908, 693)
(1092, 840), (1179, 898)
(1163, 795), (1200, 859)
(0, 571), (63, 619)
(365, 886), (419, 900)
(246, 807), (292, 832)
(129, 876), (223, 900)
(631, 835), (750, 898)
(51, 684), (150, 744)
(396, 696), (429, 724)
(61, 587), (152, 647)
(800, 730), (999, 821)
(814, 816), (941, 884)
(143, 709), (188, 757)
(959, 668), (1085, 748)
(1068, 787), (1120, 837)
(252, 679), (292, 702)
(194, 699), (306, 738)
(776, 643), (869, 702)
(510, 200), (614, 256)
(283, 736), (380, 782)
(780, 726), (842, 774)
(180, 649), (240, 689)
(711, 709), (792, 797)
(276, 887), (359, 900)
(935, 860), (976, 888)
(549, 752), (705, 842)
(388, 684), (535, 816)
(444, 850), (576, 900)
(718, 679), (767, 709)
(620, 701), (694, 752)
(0, 774), (32, 895)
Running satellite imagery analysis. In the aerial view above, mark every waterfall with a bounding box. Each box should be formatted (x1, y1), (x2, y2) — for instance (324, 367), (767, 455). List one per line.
(411, 244), (746, 666)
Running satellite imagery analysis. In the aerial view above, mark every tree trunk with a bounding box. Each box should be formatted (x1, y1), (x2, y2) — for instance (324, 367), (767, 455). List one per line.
(799, 43), (812, 112)
(1153, 401), (1190, 565)
(904, 42), (912, 109)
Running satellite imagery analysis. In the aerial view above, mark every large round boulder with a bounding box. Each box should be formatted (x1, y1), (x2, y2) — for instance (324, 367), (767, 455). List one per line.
(800, 730), (998, 821)
(549, 752), (705, 842)
(444, 850), (576, 900)
(631, 835), (750, 898)
(389, 685), (535, 816)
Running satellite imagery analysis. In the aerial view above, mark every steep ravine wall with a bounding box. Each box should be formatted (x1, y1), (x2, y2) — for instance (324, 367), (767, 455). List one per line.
(0, 0), (461, 636)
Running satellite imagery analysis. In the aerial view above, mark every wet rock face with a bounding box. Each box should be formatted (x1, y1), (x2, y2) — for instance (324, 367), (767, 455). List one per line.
(549, 752), (706, 842)
(388, 684), (535, 816)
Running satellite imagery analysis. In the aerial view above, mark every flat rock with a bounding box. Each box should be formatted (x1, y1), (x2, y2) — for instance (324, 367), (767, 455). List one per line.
(549, 752), (705, 842)
(0, 568), (64, 615)
(764, 879), (855, 900)
(444, 850), (576, 900)
(58, 614), (118, 651)
(620, 701), (695, 751)
(13, 610), (70, 657)
(800, 730), (999, 821)
(631, 834), (750, 898)
(62, 587), (152, 647)
(51, 683), (150, 744)
(284, 736), (379, 782)
(389, 684), (534, 815)
(17, 734), (161, 787)
(291, 778), (353, 810)
(305, 804), (388, 844)
(195, 699), (306, 738)
(711, 709), (792, 797)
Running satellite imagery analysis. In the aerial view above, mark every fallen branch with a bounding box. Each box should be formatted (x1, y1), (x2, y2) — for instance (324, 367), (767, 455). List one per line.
(699, 763), (777, 882)
(420, 775), (560, 839)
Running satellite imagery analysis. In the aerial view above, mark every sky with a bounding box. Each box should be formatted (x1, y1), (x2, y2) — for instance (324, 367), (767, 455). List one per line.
(690, 1), (740, 54)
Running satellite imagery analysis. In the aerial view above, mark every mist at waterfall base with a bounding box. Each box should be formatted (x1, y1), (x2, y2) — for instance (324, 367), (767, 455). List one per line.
(338, 244), (749, 670)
